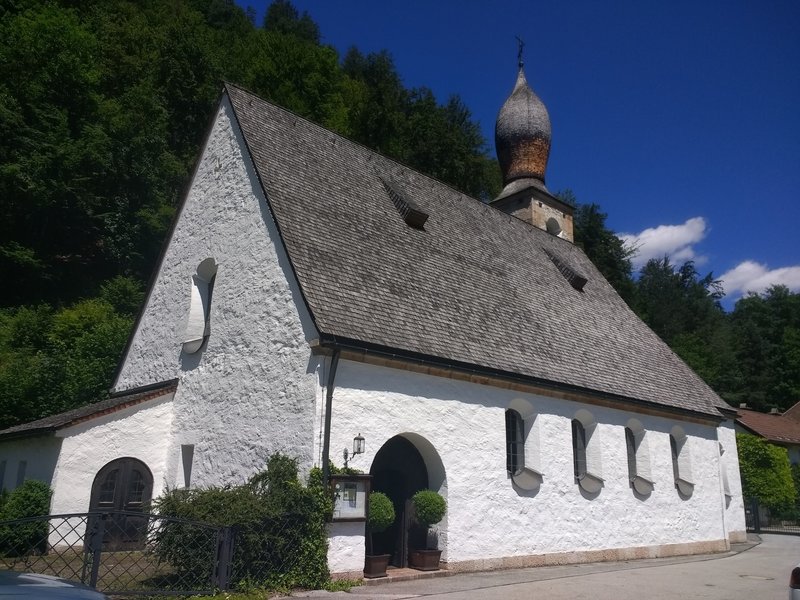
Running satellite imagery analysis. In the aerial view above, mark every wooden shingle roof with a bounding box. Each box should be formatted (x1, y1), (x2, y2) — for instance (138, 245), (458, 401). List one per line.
(226, 84), (726, 420)
(0, 380), (177, 440)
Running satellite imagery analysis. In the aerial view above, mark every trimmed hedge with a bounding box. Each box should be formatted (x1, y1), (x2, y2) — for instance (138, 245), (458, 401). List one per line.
(153, 454), (331, 591)
(411, 490), (446, 528)
(368, 492), (394, 533)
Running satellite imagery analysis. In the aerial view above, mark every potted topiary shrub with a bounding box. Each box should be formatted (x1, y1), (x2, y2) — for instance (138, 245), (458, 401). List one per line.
(408, 489), (446, 571)
(364, 491), (395, 578)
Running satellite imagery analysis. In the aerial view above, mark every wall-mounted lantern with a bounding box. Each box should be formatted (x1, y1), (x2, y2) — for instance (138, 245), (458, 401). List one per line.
(343, 433), (365, 468)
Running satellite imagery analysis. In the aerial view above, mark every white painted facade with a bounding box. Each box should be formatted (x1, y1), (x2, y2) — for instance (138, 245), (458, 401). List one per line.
(0, 91), (745, 577)
(322, 359), (744, 572)
(114, 97), (322, 489)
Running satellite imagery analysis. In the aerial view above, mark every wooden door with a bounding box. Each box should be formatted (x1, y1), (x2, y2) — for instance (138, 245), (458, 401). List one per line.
(89, 458), (153, 551)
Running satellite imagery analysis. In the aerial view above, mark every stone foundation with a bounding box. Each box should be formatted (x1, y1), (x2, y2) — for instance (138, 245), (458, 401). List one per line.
(442, 538), (730, 573)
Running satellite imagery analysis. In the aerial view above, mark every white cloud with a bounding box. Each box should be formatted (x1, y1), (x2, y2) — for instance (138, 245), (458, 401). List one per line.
(620, 217), (708, 270)
(719, 261), (800, 297)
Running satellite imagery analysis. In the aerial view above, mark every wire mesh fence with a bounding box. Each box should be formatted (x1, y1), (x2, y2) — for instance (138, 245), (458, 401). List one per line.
(0, 510), (333, 595)
(0, 512), (225, 596)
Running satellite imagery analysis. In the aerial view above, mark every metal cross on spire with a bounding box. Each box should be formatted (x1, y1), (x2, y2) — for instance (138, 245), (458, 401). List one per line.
(515, 36), (525, 68)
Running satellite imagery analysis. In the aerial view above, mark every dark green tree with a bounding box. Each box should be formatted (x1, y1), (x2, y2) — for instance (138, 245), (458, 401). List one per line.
(263, 0), (320, 43)
(729, 286), (800, 411)
(566, 196), (635, 303)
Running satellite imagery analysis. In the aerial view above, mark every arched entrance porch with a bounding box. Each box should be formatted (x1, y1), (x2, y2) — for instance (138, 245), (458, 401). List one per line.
(369, 434), (446, 567)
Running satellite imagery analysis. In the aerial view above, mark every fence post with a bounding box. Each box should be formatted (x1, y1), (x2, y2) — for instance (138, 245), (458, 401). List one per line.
(84, 514), (105, 589)
(751, 497), (762, 533)
(214, 526), (235, 591)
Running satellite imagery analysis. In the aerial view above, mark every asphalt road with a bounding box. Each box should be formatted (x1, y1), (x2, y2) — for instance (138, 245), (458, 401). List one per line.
(292, 534), (798, 599)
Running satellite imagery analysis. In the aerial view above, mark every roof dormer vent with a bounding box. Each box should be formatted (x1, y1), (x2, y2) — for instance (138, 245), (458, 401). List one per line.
(381, 177), (428, 229)
(543, 248), (587, 292)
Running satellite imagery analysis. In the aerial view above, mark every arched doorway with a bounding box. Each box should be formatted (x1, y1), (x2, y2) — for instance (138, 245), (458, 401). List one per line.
(89, 457), (153, 551)
(369, 436), (430, 567)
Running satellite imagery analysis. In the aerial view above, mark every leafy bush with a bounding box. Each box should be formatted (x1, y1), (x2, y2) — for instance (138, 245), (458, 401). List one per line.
(368, 492), (394, 533)
(737, 433), (797, 511)
(153, 454), (330, 591)
(0, 480), (52, 557)
(411, 490), (446, 527)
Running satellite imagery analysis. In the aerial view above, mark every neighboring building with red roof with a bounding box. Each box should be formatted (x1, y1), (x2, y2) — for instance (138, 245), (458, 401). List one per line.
(735, 402), (800, 464)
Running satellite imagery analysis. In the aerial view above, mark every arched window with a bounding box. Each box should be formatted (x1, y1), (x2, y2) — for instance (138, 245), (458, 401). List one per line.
(504, 399), (543, 491)
(572, 410), (603, 493)
(183, 258), (218, 354)
(625, 427), (636, 481)
(625, 420), (654, 496)
(670, 426), (694, 497)
(572, 419), (587, 480)
(506, 409), (524, 475)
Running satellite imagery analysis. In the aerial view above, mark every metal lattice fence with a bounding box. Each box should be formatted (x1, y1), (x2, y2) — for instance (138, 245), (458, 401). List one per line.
(0, 510), (331, 595)
(745, 497), (800, 535)
(0, 512), (226, 596)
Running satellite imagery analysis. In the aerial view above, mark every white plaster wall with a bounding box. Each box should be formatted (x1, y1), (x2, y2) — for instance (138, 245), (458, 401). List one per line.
(0, 435), (62, 492)
(717, 420), (747, 540)
(115, 96), (320, 488)
(327, 521), (365, 575)
(325, 360), (731, 566)
(49, 396), (175, 517)
(37, 396), (175, 546)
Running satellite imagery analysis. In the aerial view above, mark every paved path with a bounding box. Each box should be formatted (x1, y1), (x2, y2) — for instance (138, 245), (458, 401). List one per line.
(288, 534), (799, 599)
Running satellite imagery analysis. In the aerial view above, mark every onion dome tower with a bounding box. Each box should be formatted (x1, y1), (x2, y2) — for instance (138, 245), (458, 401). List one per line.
(495, 64), (551, 186)
(491, 43), (574, 242)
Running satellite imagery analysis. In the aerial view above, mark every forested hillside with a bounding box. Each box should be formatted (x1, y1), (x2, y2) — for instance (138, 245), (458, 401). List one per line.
(1, 0), (797, 429)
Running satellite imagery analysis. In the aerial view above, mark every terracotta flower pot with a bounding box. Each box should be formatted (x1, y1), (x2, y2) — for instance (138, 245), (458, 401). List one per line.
(408, 548), (442, 571)
(364, 553), (391, 578)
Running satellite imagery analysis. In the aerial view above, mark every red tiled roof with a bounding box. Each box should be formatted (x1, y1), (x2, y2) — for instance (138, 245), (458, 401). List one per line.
(736, 408), (800, 445)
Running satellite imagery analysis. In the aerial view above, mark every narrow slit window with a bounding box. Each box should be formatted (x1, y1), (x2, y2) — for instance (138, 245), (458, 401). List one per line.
(625, 427), (637, 482)
(670, 428), (694, 497)
(572, 419), (587, 480)
(506, 409), (524, 475)
(16, 460), (27, 487)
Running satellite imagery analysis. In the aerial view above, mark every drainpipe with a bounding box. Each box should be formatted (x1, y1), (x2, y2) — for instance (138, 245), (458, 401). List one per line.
(321, 349), (340, 486)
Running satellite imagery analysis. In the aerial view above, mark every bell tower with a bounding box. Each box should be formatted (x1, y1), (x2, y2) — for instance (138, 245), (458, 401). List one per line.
(491, 41), (574, 242)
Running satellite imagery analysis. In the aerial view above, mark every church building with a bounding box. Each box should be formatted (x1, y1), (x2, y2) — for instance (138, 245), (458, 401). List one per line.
(0, 59), (745, 576)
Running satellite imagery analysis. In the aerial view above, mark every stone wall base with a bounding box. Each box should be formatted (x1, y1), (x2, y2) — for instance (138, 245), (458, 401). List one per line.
(330, 569), (364, 581)
(728, 530), (748, 543)
(441, 539), (730, 573)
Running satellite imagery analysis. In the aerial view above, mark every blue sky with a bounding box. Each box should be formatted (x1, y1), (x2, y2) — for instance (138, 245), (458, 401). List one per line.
(242, 1), (799, 306)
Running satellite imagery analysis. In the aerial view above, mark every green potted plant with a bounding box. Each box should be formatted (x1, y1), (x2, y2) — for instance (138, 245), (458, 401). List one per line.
(364, 491), (395, 578)
(408, 489), (446, 571)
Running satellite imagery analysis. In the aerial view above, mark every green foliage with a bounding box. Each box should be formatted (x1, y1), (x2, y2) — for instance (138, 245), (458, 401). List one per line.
(728, 286), (800, 411)
(368, 491), (395, 534)
(736, 433), (796, 511)
(153, 454), (330, 591)
(0, 294), (133, 428)
(0, 480), (52, 557)
(411, 490), (446, 528)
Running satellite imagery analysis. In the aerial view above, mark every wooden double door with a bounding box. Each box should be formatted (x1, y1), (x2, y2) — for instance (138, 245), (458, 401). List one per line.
(89, 457), (153, 551)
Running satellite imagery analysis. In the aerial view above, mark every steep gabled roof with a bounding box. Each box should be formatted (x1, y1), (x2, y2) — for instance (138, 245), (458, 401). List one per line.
(737, 408), (800, 445)
(225, 83), (724, 419)
(0, 380), (177, 441)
